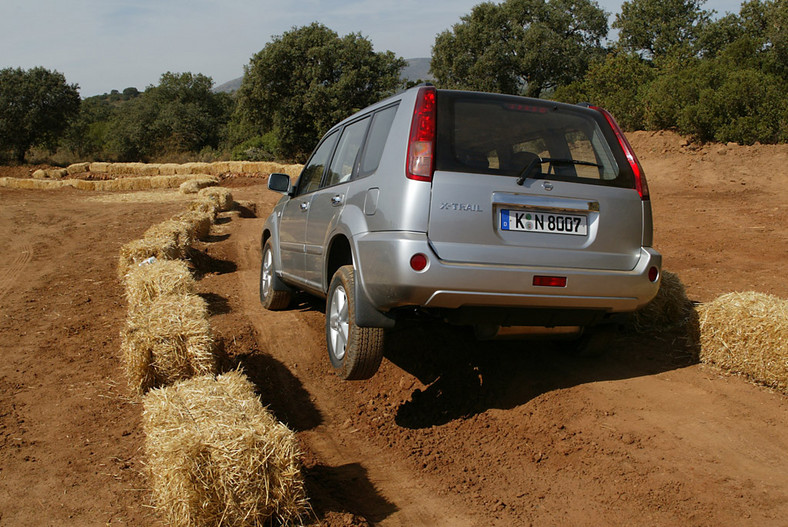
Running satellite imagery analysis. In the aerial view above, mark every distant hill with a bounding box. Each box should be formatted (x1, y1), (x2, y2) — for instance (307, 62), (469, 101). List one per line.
(212, 57), (432, 94)
(213, 77), (243, 94)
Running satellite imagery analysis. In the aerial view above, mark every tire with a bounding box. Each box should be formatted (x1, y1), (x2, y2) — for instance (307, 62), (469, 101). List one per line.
(326, 265), (385, 380)
(260, 239), (292, 310)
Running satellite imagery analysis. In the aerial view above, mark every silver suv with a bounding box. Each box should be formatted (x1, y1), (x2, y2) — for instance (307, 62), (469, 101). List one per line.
(261, 86), (661, 380)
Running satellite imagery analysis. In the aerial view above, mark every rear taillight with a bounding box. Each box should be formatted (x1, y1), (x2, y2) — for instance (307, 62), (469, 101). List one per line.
(592, 106), (650, 201)
(406, 86), (437, 182)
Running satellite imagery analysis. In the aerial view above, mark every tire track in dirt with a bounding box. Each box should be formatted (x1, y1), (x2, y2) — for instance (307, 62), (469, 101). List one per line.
(232, 218), (477, 527)
(0, 242), (32, 301)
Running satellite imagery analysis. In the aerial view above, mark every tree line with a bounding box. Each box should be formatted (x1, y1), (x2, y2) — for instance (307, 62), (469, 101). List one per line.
(1, 0), (785, 164)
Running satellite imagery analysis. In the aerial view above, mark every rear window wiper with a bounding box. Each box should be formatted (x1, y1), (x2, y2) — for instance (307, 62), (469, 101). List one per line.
(516, 157), (601, 185)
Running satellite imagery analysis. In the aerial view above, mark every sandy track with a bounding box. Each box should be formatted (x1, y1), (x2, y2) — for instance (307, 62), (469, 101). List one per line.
(0, 131), (786, 525)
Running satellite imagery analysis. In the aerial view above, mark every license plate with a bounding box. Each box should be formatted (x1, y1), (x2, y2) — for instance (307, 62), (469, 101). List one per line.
(500, 209), (587, 236)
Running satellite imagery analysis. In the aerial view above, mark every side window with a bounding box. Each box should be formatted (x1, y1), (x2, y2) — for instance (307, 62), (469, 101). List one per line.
(359, 104), (399, 177)
(325, 117), (370, 187)
(296, 132), (339, 196)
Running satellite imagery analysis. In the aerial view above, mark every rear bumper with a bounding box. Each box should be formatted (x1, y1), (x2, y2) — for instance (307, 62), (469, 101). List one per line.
(352, 231), (661, 316)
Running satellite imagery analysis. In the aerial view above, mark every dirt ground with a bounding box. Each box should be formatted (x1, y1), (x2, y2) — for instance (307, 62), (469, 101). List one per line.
(0, 131), (786, 526)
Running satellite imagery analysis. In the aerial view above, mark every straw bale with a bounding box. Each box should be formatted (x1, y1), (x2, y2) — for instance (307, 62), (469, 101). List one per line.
(118, 232), (184, 278)
(67, 162), (91, 175)
(198, 186), (234, 212)
(89, 162), (111, 173)
(121, 293), (216, 394)
(697, 292), (788, 394)
(208, 161), (231, 175)
(630, 271), (693, 333)
(142, 371), (307, 526)
(159, 163), (180, 175)
(139, 163), (162, 176)
(124, 259), (195, 307)
(174, 210), (214, 240)
(228, 161), (246, 174)
(144, 219), (193, 255)
(179, 177), (217, 195)
(283, 164), (303, 178)
(188, 198), (219, 217)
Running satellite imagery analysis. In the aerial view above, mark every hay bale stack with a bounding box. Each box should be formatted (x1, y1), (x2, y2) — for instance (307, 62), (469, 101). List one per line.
(159, 163), (180, 175)
(144, 219), (193, 257)
(630, 271), (694, 332)
(697, 292), (788, 394)
(174, 210), (214, 241)
(142, 371), (307, 526)
(89, 162), (111, 173)
(139, 163), (162, 176)
(118, 230), (186, 278)
(208, 161), (230, 175)
(283, 164), (303, 178)
(123, 259), (195, 307)
(188, 198), (219, 217)
(179, 177), (217, 195)
(121, 293), (216, 394)
(33, 168), (67, 179)
(198, 187), (234, 212)
(67, 162), (91, 175)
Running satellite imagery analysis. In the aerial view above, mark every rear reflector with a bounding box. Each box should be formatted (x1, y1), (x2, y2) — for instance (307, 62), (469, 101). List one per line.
(592, 106), (650, 201)
(410, 253), (428, 271)
(406, 86), (437, 182)
(649, 266), (659, 282)
(533, 276), (567, 288)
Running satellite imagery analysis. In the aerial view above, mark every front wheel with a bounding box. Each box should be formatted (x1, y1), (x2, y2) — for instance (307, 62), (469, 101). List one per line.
(326, 265), (384, 380)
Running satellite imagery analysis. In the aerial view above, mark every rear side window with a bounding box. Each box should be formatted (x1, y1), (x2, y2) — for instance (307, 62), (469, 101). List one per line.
(326, 117), (370, 187)
(359, 104), (399, 177)
(436, 93), (632, 189)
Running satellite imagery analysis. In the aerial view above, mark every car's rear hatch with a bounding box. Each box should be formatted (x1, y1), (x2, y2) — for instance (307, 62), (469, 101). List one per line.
(426, 91), (647, 272)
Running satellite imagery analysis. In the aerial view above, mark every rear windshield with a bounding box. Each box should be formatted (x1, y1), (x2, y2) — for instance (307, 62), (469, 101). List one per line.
(436, 91), (634, 188)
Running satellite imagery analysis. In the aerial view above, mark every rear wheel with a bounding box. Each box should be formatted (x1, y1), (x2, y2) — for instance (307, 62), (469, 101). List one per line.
(326, 265), (384, 380)
(260, 240), (292, 310)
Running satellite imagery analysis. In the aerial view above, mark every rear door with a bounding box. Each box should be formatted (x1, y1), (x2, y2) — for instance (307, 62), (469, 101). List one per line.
(428, 93), (644, 272)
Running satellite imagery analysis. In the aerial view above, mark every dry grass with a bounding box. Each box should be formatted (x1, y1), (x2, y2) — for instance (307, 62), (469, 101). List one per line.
(630, 270), (694, 332)
(142, 371), (307, 526)
(123, 259), (195, 307)
(697, 292), (788, 394)
(121, 293), (217, 395)
(198, 187), (234, 212)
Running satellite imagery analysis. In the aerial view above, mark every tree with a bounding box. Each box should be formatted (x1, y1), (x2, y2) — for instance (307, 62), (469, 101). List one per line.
(106, 72), (232, 161)
(0, 67), (80, 163)
(553, 52), (656, 130)
(613, 0), (711, 59)
(232, 23), (406, 161)
(431, 0), (609, 98)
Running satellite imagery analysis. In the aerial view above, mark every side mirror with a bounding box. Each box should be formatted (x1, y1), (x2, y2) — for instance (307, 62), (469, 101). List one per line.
(268, 173), (291, 194)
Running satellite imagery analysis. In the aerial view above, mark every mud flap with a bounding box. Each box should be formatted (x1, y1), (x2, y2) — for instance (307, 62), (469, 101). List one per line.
(354, 277), (396, 329)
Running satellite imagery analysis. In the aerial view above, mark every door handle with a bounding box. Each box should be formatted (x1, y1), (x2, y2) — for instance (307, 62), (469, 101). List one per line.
(300, 201), (309, 212)
(331, 194), (344, 206)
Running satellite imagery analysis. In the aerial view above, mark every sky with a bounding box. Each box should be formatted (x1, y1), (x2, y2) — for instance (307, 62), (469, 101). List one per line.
(1, 0), (747, 97)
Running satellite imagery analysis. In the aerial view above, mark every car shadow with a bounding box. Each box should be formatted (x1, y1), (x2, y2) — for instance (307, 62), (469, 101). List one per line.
(386, 316), (700, 429)
(304, 462), (398, 524)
